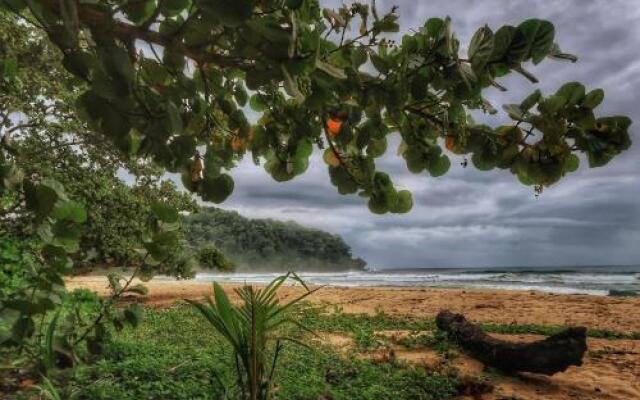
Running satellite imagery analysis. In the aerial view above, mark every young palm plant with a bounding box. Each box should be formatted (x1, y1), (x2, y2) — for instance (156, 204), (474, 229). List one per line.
(186, 272), (320, 400)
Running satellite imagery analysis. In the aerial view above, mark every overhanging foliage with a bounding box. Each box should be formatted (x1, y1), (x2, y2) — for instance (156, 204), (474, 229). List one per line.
(1, 0), (631, 215)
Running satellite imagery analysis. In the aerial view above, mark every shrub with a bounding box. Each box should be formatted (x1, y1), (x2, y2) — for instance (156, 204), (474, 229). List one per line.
(196, 244), (236, 272)
(187, 273), (319, 400)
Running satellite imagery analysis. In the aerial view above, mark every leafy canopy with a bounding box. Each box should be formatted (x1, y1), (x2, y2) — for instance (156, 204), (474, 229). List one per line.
(0, 0), (632, 216)
(0, 14), (197, 267)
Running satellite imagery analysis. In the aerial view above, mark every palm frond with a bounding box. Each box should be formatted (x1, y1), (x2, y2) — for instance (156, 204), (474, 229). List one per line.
(186, 273), (320, 400)
(43, 309), (62, 372)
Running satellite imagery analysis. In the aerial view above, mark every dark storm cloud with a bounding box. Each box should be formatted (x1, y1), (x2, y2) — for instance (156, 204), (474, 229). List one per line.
(202, 1), (640, 268)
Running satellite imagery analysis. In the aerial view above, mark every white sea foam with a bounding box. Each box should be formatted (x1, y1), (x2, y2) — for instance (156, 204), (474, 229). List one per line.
(194, 267), (640, 296)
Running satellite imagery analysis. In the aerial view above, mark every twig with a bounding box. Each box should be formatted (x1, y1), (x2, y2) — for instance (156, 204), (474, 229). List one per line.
(72, 259), (143, 346)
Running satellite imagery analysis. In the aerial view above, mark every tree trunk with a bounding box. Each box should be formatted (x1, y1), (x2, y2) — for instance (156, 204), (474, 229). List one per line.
(436, 310), (587, 375)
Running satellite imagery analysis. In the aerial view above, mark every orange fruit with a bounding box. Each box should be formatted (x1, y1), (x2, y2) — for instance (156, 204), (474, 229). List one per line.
(152, 84), (166, 94)
(445, 135), (456, 151)
(230, 135), (246, 151)
(326, 118), (342, 137)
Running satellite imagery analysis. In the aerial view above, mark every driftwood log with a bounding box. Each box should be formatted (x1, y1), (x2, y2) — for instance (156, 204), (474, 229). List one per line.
(436, 310), (587, 375)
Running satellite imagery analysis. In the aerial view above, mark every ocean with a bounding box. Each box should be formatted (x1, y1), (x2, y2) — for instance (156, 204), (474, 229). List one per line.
(195, 265), (640, 296)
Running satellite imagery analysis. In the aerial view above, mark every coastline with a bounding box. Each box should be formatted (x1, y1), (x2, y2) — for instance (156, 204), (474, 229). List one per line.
(64, 276), (640, 400)
(66, 276), (640, 333)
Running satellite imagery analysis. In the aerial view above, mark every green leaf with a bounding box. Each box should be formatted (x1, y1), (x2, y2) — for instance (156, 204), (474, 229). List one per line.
(472, 152), (496, 171)
(281, 64), (304, 103)
(42, 244), (72, 271)
(316, 59), (347, 80)
(23, 180), (59, 219)
(183, 18), (215, 47)
(555, 82), (585, 107)
(233, 84), (248, 106)
(201, 174), (234, 203)
(144, 231), (179, 260)
(125, 284), (149, 296)
(369, 53), (389, 74)
(373, 14), (399, 33)
(367, 137), (387, 158)
(490, 25), (517, 62)
(582, 88), (604, 109)
(329, 166), (358, 195)
(520, 89), (541, 111)
(0, 0), (26, 12)
(428, 155), (451, 177)
(42, 309), (61, 370)
(468, 25), (494, 71)
(503, 104), (525, 121)
(123, 304), (143, 328)
(424, 18), (445, 38)
(565, 154), (579, 173)
(197, 0), (254, 26)
(351, 47), (368, 67)
(165, 101), (183, 134)
(368, 196), (387, 214)
(98, 45), (135, 95)
(249, 94), (266, 112)
(286, 0), (303, 9)
(2, 55), (18, 81)
(458, 63), (476, 89)
(151, 201), (179, 223)
(108, 273), (122, 293)
(122, 0), (157, 24)
(12, 316), (35, 341)
(538, 95), (566, 115)
(163, 47), (186, 72)
(516, 19), (555, 64)
(391, 190), (413, 213)
(52, 200), (87, 223)
(160, 0), (189, 15)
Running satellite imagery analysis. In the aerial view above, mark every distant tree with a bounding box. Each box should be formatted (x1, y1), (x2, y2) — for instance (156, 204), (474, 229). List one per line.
(184, 207), (366, 271)
(196, 244), (236, 272)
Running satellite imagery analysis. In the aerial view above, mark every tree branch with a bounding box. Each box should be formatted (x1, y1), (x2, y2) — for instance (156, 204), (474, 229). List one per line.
(37, 0), (254, 69)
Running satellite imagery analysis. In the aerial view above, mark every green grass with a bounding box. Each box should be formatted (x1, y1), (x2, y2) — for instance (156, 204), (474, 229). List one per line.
(297, 303), (437, 332)
(297, 303), (640, 340)
(49, 306), (458, 400)
(12, 302), (640, 399)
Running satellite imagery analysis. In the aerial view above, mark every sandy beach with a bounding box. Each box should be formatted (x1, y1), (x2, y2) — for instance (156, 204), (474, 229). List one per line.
(67, 277), (640, 400)
(67, 276), (640, 332)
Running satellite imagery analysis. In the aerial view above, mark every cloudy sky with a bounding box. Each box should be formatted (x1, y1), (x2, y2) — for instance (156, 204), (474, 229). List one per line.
(187, 1), (640, 269)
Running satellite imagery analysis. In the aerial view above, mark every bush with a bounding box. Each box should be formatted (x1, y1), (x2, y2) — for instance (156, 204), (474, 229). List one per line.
(196, 244), (235, 272)
(0, 236), (37, 303)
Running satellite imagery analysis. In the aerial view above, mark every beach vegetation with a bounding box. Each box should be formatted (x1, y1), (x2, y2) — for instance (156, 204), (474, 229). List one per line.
(353, 327), (382, 350)
(6, 304), (459, 400)
(196, 244), (237, 272)
(6, 302), (639, 399)
(186, 273), (319, 400)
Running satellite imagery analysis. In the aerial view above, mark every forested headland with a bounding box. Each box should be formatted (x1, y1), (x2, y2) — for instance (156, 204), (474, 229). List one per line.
(184, 207), (366, 271)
